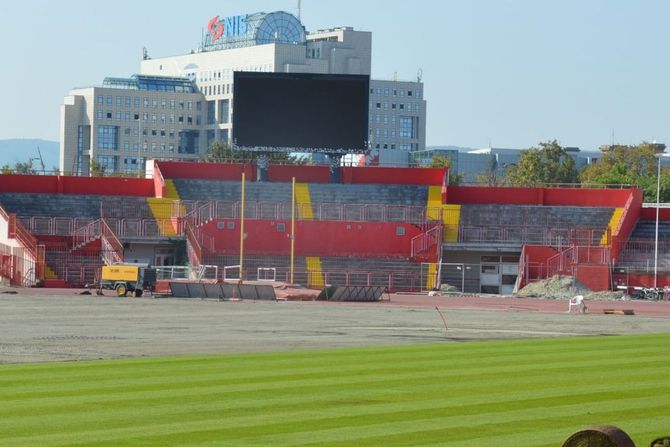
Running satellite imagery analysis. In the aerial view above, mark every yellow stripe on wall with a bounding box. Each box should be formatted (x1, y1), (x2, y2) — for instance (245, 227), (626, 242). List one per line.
(425, 262), (438, 290)
(295, 183), (314, 220)
(164, 179), (180, 200)
(426, 186), (460, 243)
(601, 207), (624, 246)
(427, 186), (443, 220)
(305, 256), (324, 289)
(441, 204), (461, 243)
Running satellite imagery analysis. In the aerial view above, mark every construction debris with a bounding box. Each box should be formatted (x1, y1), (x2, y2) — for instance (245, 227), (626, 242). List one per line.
(517, 275), (626, 300)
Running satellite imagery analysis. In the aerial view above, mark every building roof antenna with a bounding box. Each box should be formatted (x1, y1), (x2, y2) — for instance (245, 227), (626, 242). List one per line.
(417, 68), (423, 83)
(298, 0), (302, 21)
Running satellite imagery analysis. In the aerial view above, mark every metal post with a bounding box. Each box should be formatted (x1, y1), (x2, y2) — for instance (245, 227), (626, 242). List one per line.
(239, 171), (245, 283)
(654, 154), (661, 291)
(290, 177), (296, 285)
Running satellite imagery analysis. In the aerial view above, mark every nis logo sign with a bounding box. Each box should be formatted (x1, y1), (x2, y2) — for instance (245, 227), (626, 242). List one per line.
(208, 14), (248, 41)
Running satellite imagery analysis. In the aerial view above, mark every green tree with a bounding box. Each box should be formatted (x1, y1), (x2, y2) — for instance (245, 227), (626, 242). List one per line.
(90, 160), (106, 177)
(506, 140), (578, 186)
(1, 164), (12, 174)
(428, 154), (462, 185)
(579, 142), (669, 201)
(13, 160), (35, 175)
(204, 141), (304, 164)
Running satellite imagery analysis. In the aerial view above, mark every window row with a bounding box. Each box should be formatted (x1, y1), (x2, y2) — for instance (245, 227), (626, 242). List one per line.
(369, 87), (420, 98)
(371, 102), (421, 112)
(96, 95), (201, 111)
(96, 110), (201, 125)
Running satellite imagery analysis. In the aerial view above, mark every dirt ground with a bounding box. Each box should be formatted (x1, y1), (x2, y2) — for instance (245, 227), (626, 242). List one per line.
(1, 288), (669, 364)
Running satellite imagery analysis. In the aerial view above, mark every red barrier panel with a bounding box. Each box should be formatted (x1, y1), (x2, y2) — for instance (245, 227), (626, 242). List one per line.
(153, 160), (166, 198)
(447, 186), (635, 207)
(156, 161), (256, 181)
(0, 175), (58, 193)
(60, 177), (154, 196)
(575, 265), (611, 291)
(268, 165), (330, 183)
(610, 190), (643, 261)
(202, 220), (421, 257)
(341, 167), (445, 185)
(640, 207), (670, 221)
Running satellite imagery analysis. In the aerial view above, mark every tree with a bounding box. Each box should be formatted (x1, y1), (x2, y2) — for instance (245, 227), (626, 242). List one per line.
(505, 140), (578, 186)
(1, 164), (12, 175)
(428, 154), (462, 185)
(204, 141), (303, 164)
(90, 159), (106, 177)
(579, 142), (669, 201)
(13, 160), (35, 175)
(476, 155), (508, 186)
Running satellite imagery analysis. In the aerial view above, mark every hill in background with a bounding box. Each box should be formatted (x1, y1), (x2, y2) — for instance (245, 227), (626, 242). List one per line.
(0, 139), (59, 171)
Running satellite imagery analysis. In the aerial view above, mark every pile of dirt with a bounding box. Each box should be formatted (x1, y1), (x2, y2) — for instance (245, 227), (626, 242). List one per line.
(517, 275), (627, 300)
(517, 275), (590, 299)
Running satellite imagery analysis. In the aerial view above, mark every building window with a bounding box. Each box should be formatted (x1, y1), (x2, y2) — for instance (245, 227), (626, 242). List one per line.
(143, 97), (149, 108)
(95, 155), (117, 172)
(408, 90), (413, 97)
(125, 96), (131, 107)
(134, 97), (140, 108)
(160, 129), (166, 137)
(152, 99), (157, 109)
(96, 125), (118, 150)
(116, 96), (122, 106)
(396, 226), (406, 236)
(115, 112), (121, 121)
(170, 100), (175, 109)
(97, 95), (103, 104)
(399, 116), (415, 139)
(106, 112), (112, 119)
(399, 103), (404, 110)
(107, 96), (113, 105)
(151, 130), (157, 136)
(96, 110), (103, 120)
(161, 99), (166, 109)
(276, 223), (285, 232)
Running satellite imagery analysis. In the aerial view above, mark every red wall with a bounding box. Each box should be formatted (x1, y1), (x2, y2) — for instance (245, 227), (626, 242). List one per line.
(268, 165), (330, 183)
(60, 177), (154, 196)
(640, 207), (670, 221)
(201, 219), (421, 257)
(610, 190), (643, 261)
(153, 160), (166, 198)
(447, 186), (635, 207)
(157, 161), (256, 181)
(0, 175), (154, 196)
(342, 167), (445, 185)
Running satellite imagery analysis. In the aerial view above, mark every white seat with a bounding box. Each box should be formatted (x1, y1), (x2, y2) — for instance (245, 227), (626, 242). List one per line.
(567, 295), (586, 313)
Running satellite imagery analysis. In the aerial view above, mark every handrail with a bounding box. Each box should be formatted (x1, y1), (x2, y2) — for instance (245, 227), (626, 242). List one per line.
(185, 221), (203, 267)
(0, 205), (45, 281)
(410, 224), (442, 258)
(100, 218), (124, 264)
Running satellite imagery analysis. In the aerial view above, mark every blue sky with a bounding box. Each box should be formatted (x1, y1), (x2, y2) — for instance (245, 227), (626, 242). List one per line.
(1, 0), (668, 151)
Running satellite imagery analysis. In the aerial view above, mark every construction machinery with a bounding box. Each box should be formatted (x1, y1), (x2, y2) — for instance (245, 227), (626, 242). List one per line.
(97, 263), (156, 297)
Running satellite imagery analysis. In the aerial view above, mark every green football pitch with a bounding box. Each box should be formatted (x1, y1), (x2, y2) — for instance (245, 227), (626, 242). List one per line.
(1, 334), (669, 447)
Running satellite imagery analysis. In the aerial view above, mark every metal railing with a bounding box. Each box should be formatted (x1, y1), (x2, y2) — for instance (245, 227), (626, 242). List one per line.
(411, 224), (442, 258)
(184, 200), (438, 227)
(458, 226), (607, 247)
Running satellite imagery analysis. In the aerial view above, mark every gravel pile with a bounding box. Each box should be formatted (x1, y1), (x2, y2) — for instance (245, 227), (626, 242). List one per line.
(517, 275), (626, 300)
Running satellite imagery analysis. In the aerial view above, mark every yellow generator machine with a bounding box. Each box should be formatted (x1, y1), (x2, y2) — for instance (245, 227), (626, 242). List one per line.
(98, 264), (157, 297)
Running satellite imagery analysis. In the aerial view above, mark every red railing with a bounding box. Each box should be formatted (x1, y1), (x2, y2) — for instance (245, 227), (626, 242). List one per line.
(411, 224), (442, 259)
(1, 206), (45, 281)
(100, 219), (123, 264)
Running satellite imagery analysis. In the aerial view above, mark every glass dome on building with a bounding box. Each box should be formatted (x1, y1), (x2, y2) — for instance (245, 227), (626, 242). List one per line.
(202, 11), (306, 51)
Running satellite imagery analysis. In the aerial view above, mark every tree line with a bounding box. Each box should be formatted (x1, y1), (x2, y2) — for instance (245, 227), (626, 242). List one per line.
(431, 140), (668, 202)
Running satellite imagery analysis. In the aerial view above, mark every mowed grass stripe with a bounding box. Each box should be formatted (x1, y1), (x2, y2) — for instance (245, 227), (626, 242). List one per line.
(0, 336), (665, 398)
(0, 334), (669, 446)
(0, 332), (660, 381)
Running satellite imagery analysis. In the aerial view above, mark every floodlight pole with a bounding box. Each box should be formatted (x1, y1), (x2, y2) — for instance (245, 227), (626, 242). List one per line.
(654, 154), (661, 291)
(290, 176), (296, 285)
(239, 171), (246, 283)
